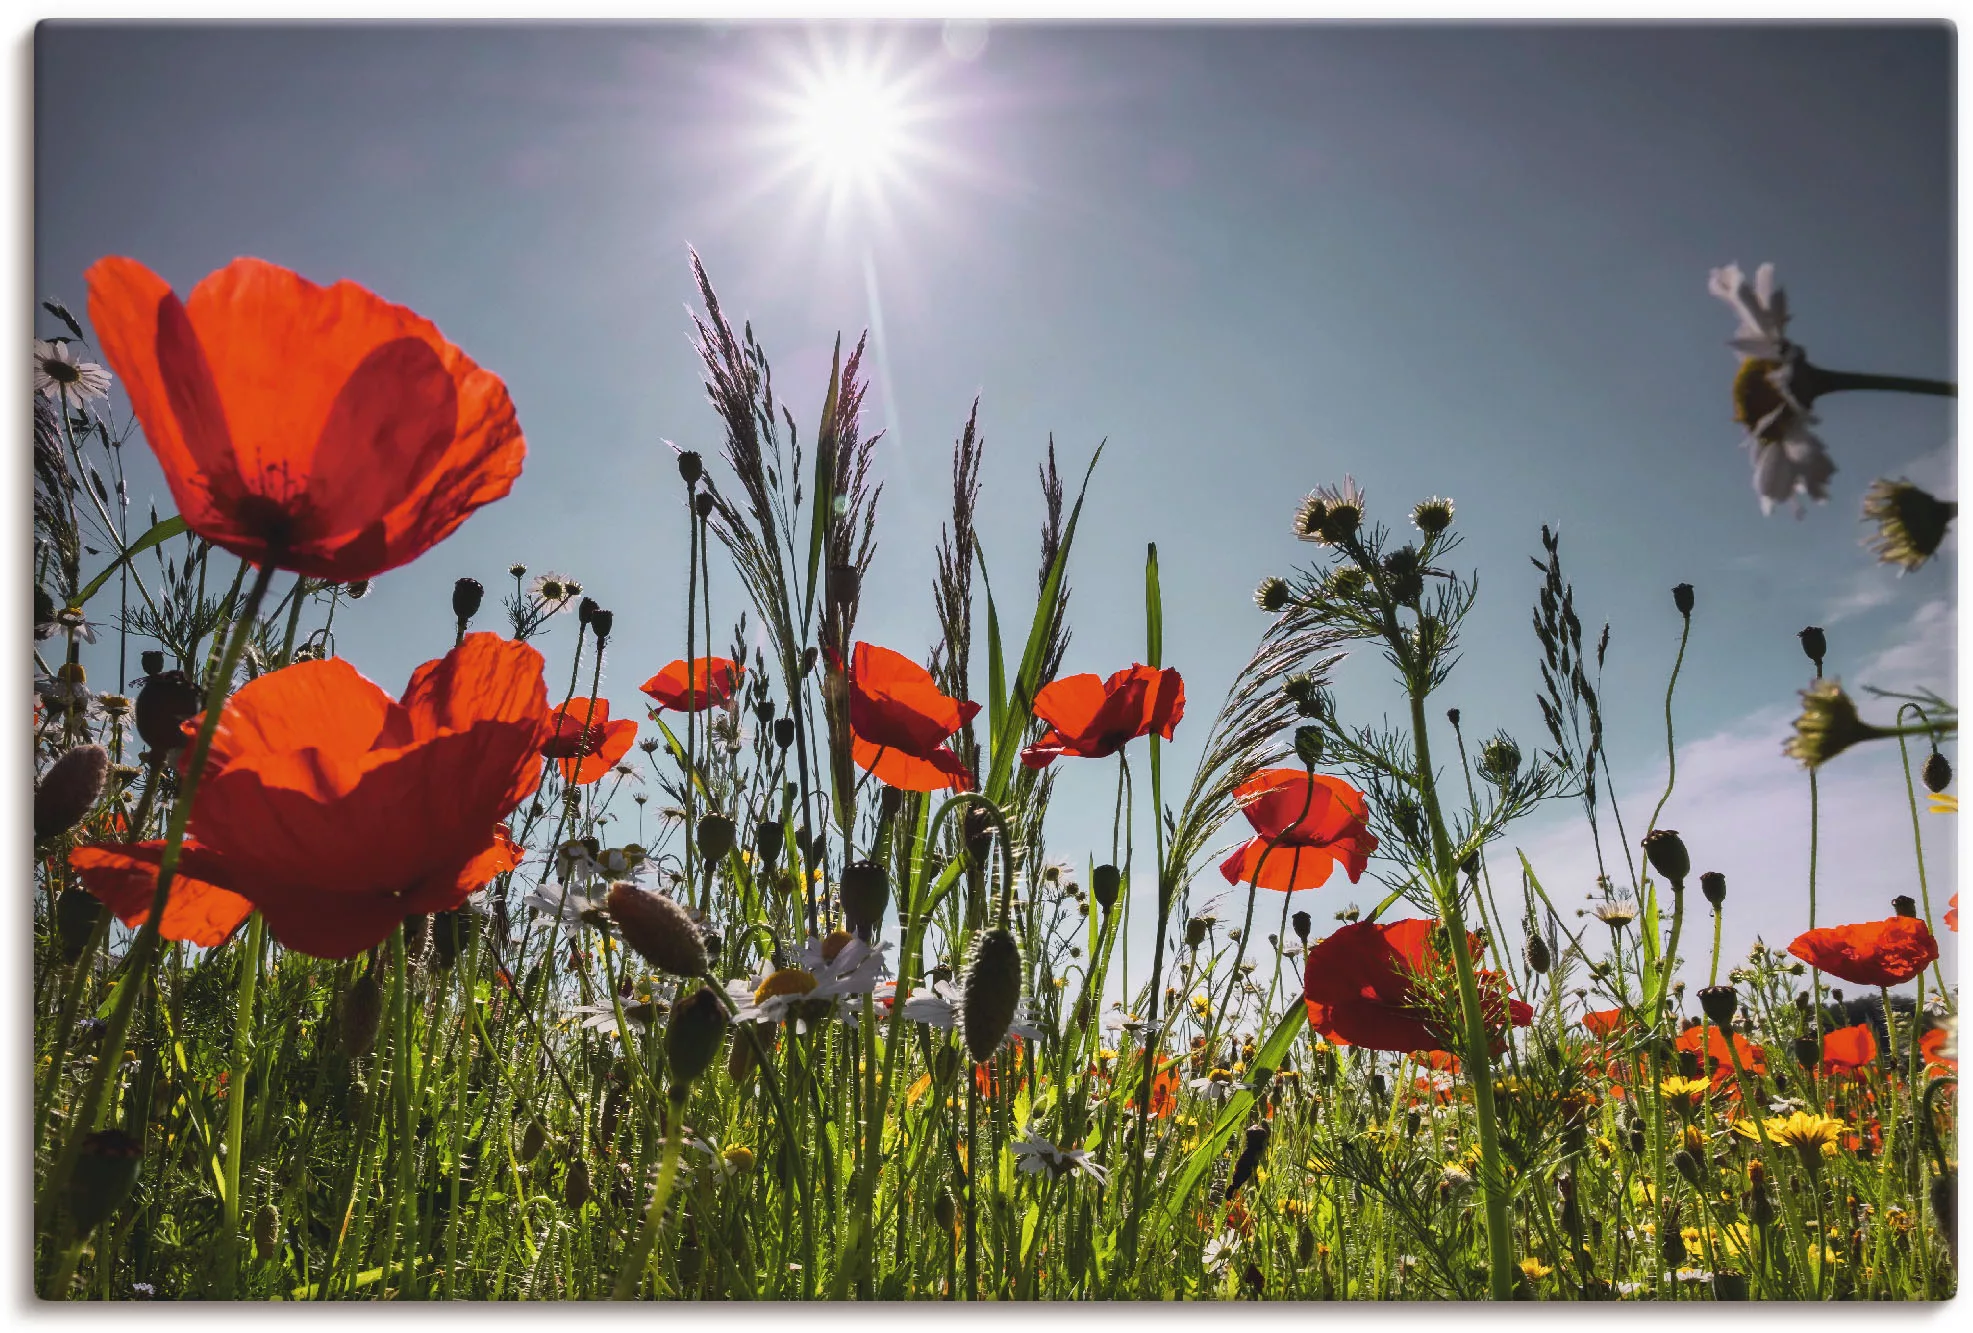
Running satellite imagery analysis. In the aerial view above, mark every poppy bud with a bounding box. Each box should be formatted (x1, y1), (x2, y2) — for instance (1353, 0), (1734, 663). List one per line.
(962, 805), (994, 864)
(1368, 1072), (1387, 1100)
(829, 562), (861, 610)
(452, 577), (484, 623)
(1713, 1270), (1750, 1301)
(1798, 626), (1827, 674)
(773, 716), (795, 749)
(1923, 750), (1952, 793)
(1627, 1120), (1645, 1154)
(1689, 873), (1725, 914)
(56, 887), (103, 962)
(35, 744), (108, 840)
(933, 1188), (958, 1238)
(960, 927), (1022, 1065)
(1291, 910), (1311, 944)
(341, 971), (383, 1057)
(696, 813), (736, 863)
(1673, 1149), (1702, 1186)
(1524, 933), (1551, 975)
(564, 1155), (592, 1209)
(1092, 864), (1121, 912)
(254, 1202), (281, 1260)
(1641, 828), (1689, 885)
(1792, 1035), (1820, 1070)
(590, 609), (614, 642)
(66, 1128), (142, 1236)
(1929, 1172), (1956, 1253)
(1391, 798), (1423, 847)
(519, 1118), (546, 1163)
(1698, 985), (1738, 1028)
(677, 1225), (704, 1288)
(1459, 851), (1481, 880)
(1296, 1223), (1316, 1266)
(1383, 546), (1423, 604)
(1748, 1184), (1776, 1228)
(677, 450), (703, 485)
(432, 908), (475, 970)
(140, 649), (165, 677)
(607, 884), (708, 977)
(1294, 725), (1323, 768)
(136, 669), (201, 754)
(754, 819), (785, 866)
(841, 859), (890, 936)
(1227, 1122), (1270, 1198)
(1660, 1221), (1686, 1265)
(666, 984), (729, 1089)
(1672, 583), (1694, 617)
(1892, 894), (1918, 919)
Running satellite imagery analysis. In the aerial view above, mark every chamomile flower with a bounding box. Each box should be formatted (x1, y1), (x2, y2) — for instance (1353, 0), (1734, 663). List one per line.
(1011, 1125), (1109, 1185)
(529, 572), (583, 613)
(34, 339), (112, 404)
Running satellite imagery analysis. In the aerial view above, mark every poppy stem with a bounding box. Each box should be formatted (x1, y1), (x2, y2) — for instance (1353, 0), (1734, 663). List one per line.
(34, 559), (274, 1258)
(611, 1094), (686, 1298)
(1892, 706), (1952, 1005)
(217, 912), (266, 1297)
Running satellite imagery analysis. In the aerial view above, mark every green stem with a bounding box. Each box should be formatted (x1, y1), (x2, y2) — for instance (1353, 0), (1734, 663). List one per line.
(393, 925), (417, 1299)
(612, 1096), (686, 1299)
(218, 913), (266, 1297)
(1893, 710), (1951, 1005)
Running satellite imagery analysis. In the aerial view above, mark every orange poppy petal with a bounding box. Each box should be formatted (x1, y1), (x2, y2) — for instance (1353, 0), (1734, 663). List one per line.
(640, 657), (743, 712)
(1217, 837), (1338, 892)
(853, 735), (975, 793)
(558, 716), (638, 785)
(70, 842), (254, 948)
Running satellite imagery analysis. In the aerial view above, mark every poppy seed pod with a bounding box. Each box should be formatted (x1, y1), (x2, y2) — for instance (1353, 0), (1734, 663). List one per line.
(933, 1188), (958, 1237)
(452, 576), (484, 622)
(1924, 750), (1952, 794)
(56, 887), (104, 962)
(696, 813), (736, 863)
(677, 450), (703, 485)
(1892, 894), (1918, 919)
(341, 971), (383, 1057)
(694, 491), (715, 521)
(607, 884), (708, 977)
(666, 984), (730, 1088)
(1091, 864), (1121, 912)
(773, 717), (796, 750)
(1672, 583), (1694, 617)
(135, 669), (200, 754)
(589, 609), (614, 642)
(66, 1128), (142, 1237)
(754, 819), (785, 866)
(1713, 1270), (1750, 1301)
(254, 1202), (281, 1260)
(1798, 626), (1827, 673)
(563, 1155), (592, 1209)
(1698, 985), (1739, 1028)
(1294, 724), (1324, 768)
(139, 649), (165, 677)
(35, 744), (109, 840)
(1642, 829), (1690, 885)
(960, 927), (1022, 1065)
(1291, 910), (1311, 944)
(1700, 871), (1726, 909)
(840, 859), (890, 935)
(829, 562), (861, 610)
(1792, 1034), (1820, 1070)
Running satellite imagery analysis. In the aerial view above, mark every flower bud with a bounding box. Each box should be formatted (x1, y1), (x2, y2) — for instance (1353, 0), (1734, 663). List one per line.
(1641, 828), (1689, 885)
(56, 887), (103, 962)
(35, 744), (108, 840)
(960, 927), (1022, 1065)
(1699, 871), (1726, 909)
(1294, 725), (1323, 768)
(1792, 1035), (1820, 1070)
(1185, 916), (1210, 949)
(341, 971), (383, 1057)
(520, 1118), (546, 1163)
(666, 984), (730, 1088)
(774, 717), (796, 750)
(677, 450), (703, 485)
(66, 1128), (142, 1236)
(754, 819), (785, 866)
(254, 1202), (281, 1260)
(829, 562), (862, 611)
(589, 609), (614, 642)
(933, 1187), (958, 1238)
(1523, 933), (1551, 975)
(694, 491), (715, 521)
(840, 859), (890, 936)
(696, 813), (736, 863)
(1892, 894), (1918, 919)
(452, 576), (484, 622)
(1713, 1270), (1750, 1301)
(1673, 1149), (1702, 1186)
(136, 669), (201, 754)
(1291, 910), (1311, 944)
(1698, 985), (1738, 1028)
(607, 884), (708, 977)
(1798, 625), (1827, 673)
(1929, 1172), (1956, 1253)
(1672, 583), (1694, 617)
(1924, 750), (1952, 794)
(564, 1155), (592, 1209)
(1254, 576), (1291, 613)
(432, 908), (476, 970)
(1091, 863), (1120, 912)
(140, 649), (165, 677)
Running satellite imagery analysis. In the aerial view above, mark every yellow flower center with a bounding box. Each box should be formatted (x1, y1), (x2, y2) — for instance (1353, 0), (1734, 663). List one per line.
(1732, 358), (1789, 440)
(820, 929), (854, 963)
(754, 969), (819, 1004)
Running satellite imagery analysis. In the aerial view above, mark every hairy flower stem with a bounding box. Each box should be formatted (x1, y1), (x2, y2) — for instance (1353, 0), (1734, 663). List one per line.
(1643, 604), (1690, 990)
(35, 559), (273, 1259)
(217, 912), (266, 1297)
(1894, 709), (1951, 1004)
(612, 1094), (687, 1298)
(392, 924), (418, 1298)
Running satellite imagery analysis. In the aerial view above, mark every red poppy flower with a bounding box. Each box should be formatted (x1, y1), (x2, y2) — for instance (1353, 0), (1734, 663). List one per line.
(1673, 1022), (1767, 1092)
(542, 697), (637, 785)
(71, 635), (546, 958)
(1948, 894), (1958, 933)
(1149, 1057), (1182, 1118)
(1820, 1023), (1879, 1076)
(639, 657), (743, 712)
(844, 643), (979, 793)
(1301, 918), (1532, 1055)
(1921, 1025), (1956, 1075)
(1787, 917), (1939, 989)
(1582, 1008), (1627, 1041)
(1019, 664), (1185, 769)
(86, 257), (524, 582)
(67, 842), (252, 948)
(1217, 769), (1378, 891)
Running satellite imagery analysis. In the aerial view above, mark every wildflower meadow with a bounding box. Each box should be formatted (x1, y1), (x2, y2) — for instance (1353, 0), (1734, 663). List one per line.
(27, 21), (1960, 1305)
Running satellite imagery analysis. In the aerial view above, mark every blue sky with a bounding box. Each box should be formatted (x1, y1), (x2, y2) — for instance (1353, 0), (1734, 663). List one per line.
(36, 22), (1956, 991)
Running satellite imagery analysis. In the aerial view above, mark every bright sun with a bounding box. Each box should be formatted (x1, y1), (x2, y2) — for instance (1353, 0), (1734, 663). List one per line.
(796, 67), (906, 188)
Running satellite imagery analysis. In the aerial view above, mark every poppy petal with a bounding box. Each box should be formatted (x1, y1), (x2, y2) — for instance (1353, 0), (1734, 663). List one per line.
(70, 841), (254, 948)
(853, 736), (975, 793)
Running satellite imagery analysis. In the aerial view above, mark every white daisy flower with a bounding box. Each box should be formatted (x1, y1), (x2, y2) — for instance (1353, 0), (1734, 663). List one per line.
(567, 996), (667, 1039)
(727, 932), (890, 1033)
(528, 572), (583, 613)
(522, 878), (609, 924)
(1201, 1231), (1242, 1273)
(1708, 262), (1792, 361)
(1011, 1126), (1109, 1185)
(1187, 1067), (1241, 1102)
(1748, 417), (1836, 516)
(34, 339), (112, 404)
